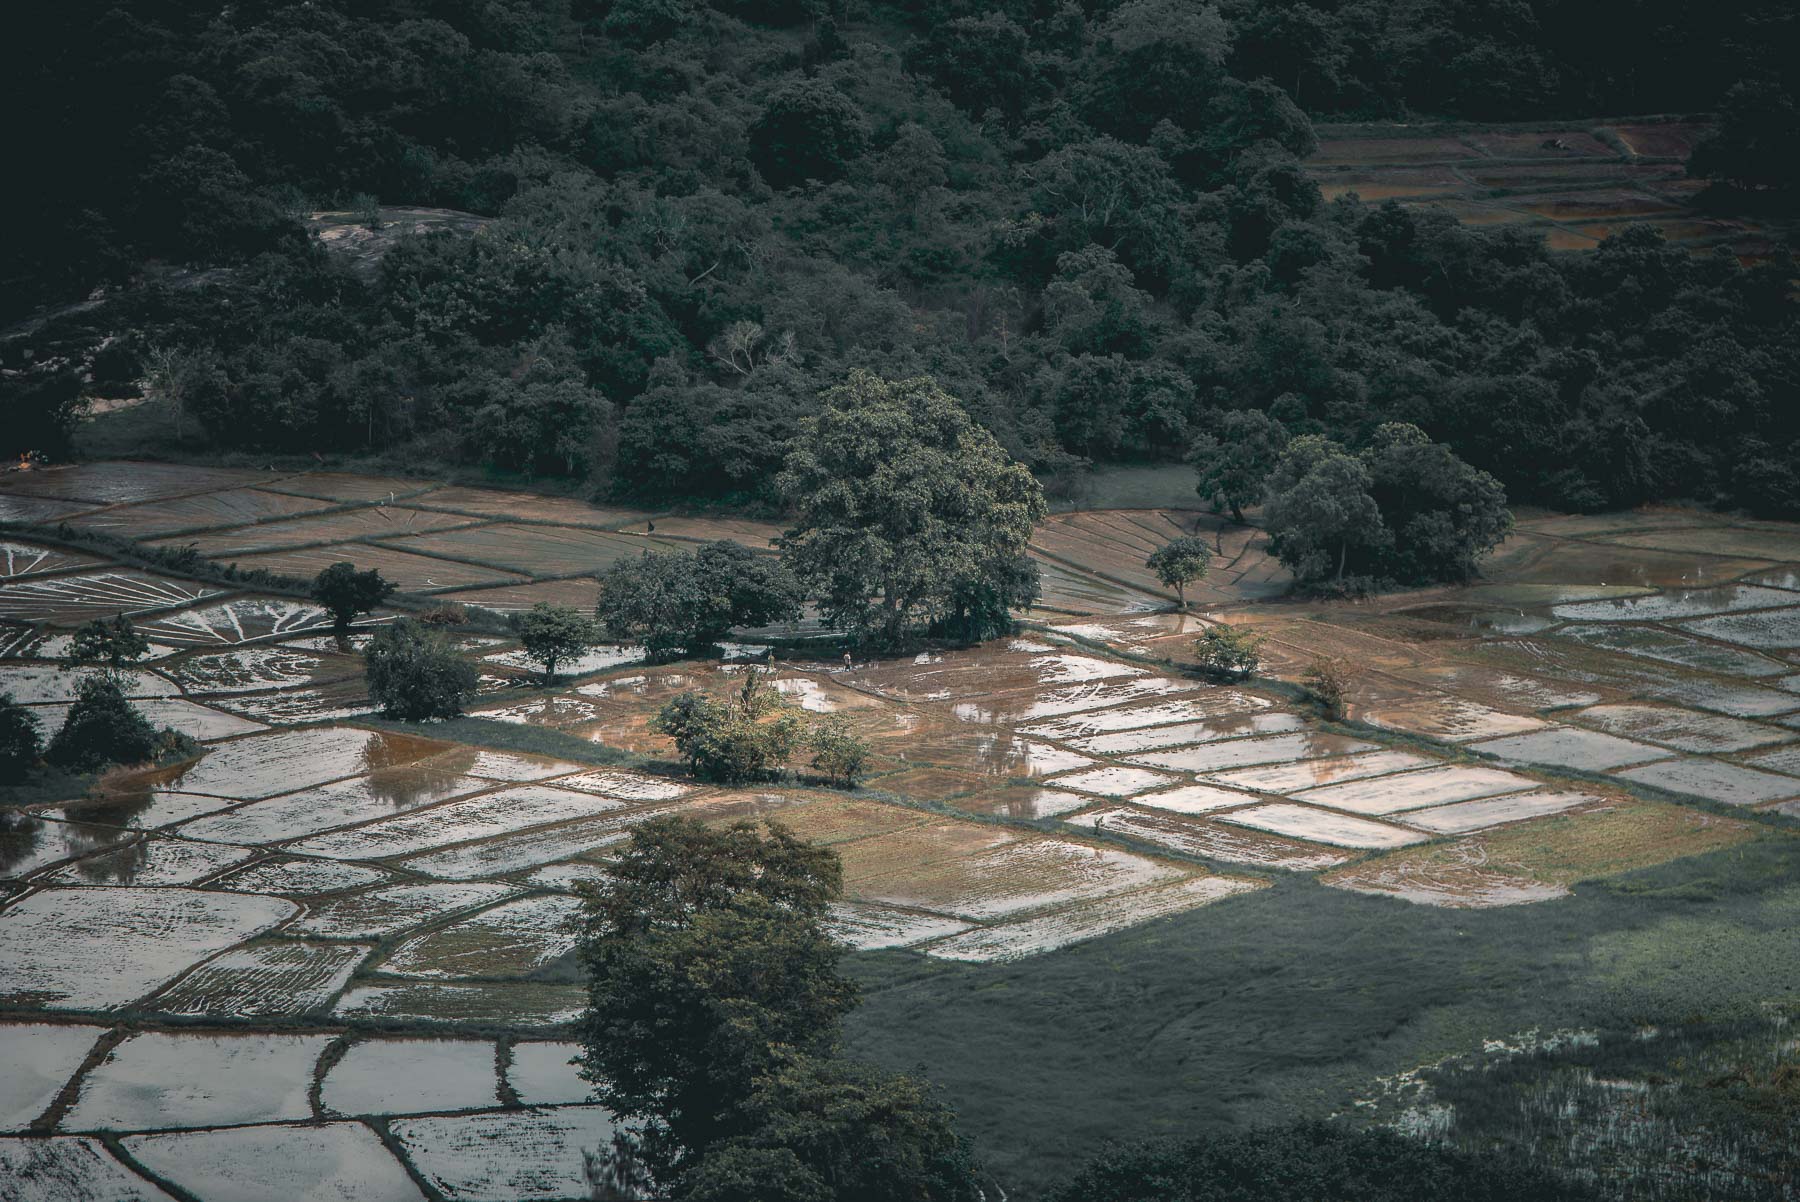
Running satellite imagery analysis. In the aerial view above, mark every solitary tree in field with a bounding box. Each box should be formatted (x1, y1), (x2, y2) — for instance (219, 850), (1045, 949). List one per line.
(1263, 436), (1386, 586)
(513, 603), (600, 681)
(777, 371), (1046, 646)
(1146, 536), (1214, 607)
(364, 620), (476, 721)
(68, 615), (150, 671)
(597, 541), (802, 660)
(311, 562), (396, 629)
(1193, 624), (1262, 679)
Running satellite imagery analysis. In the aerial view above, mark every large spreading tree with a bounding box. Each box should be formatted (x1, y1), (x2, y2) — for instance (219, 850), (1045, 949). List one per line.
(776, 372), (1046, 645)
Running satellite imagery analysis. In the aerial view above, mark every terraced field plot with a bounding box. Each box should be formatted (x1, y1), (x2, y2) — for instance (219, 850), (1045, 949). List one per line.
(0, 570), (223, 623)
(65, 487), (332, 537)
(151, 505), (474, 558)
(375, 522), (687, 576)
(226, 543), (529, 592)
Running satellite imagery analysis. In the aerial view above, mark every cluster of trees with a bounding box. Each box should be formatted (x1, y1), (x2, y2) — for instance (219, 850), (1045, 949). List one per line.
(598, 542), (802, 659)
(576, 816), (984, 1202)
(9, 0), (1797, 523)
(653, 669), (869, 786)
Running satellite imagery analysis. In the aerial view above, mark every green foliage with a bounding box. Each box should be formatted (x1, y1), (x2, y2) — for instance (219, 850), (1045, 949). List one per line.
(1044, 1122), (1595, 1202)
(807, 715), (870, 787)
(748, 77), (868, 189)
(1145, 535), (1213, 606)
(650, 673), (807, 784)
(0, 693), (45, 783)
(511, 603), (600, 680)
(1689, 82), (1800, 198)
(45, 674), (164, 772)
(598, 542), (803, 660)
(1190, 409), (1287, 522)
(778, 372), (1046, 645)
(576, 816), (981, 1200)
(311, 562), (396, 629)
(1302, 656), (1350, 721)
(67, 616), (150, 670)
(1193, 624), (1262, 679)
(364, 620), (477, 721)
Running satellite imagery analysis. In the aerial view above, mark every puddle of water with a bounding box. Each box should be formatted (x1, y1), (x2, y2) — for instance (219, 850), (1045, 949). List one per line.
(144, 727), (450, 800)
(475, 694), (607, 729)
(46, 836), (253, 886)
(1219, 804), (1429, 848)
(322, 1038), (500, 1115)
(1614, 758), (1800, 806)
(391, 1107), (619, 1201)
(1293, 765), (1538, 815)
(64, 1031), (331, 1130)
(1207, 750), (1439, 794)
(288, 883), (520, 940)
(461, 750), (587, 783)
(0, 812), (138, 880)
(1133, 732), (1377, 775)
(925, 876), (1260, 962)
(334, 981), (586, 1027)
(826, 901), (973, 951)
(1069, 711), (1305, 755)
(1401, 790), (1598, 834)
(55, 789), (240, 831)
(1573, 703), (1790, 753)
(0, 1023), (106, 1131)
(1552, 585), (1795, 622)
(148, 940), (369, 1018)
(0, 1136), (180, 1202)
(0, 887), (296, 1010)
(123, 1124), (426, 1202)
(506, 1041), (591, 1106)
(1472, 725), (1673, 771)
(382, 895), (582, 980)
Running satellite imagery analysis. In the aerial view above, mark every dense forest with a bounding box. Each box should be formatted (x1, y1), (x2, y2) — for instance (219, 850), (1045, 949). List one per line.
(4, 0), (1799, 525)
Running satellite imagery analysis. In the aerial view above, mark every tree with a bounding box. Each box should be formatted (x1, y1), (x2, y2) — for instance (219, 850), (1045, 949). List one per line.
(808, 715), (870, 787)
(576, 817), (982, 1200)
(1360, 423), (1512, 584)
(0, 693), (44, 783)
(1190, 409), (1286, 524)
(513, 603), (600, 681)
(1145, 536), (1213, 607)
(312, 563), (396, 630)
(45, 674), (165, 771)
(748, 77), (868, 189)
(1263, 437), (1387, 587)
(599, 542), (803, 660)
(364, 620), (477, 721)
(1193, 624), (1262, 679)
(1303, 656), (1350, 721)
(67, 616), (150, 670)
(777, 372), (1046, 645)
(650, 671), (807, 784)
(1688, 82), (1800, 198)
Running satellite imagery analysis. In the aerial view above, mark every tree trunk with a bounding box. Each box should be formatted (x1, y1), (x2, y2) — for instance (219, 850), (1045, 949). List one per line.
(1336, 540), (1347, 583)
(1175, 581), (1185, 609)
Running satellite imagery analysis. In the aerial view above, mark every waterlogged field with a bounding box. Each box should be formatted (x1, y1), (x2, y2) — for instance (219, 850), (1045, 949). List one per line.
(3, 469), (1799, 1198)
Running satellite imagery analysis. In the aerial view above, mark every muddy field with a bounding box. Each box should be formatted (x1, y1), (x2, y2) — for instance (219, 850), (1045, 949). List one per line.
(2, 467), (1798, 1199)
(1307, 119), (1792, 260)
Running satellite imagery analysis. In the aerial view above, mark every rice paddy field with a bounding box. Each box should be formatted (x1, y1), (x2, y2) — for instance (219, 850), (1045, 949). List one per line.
(1306, 118), (1795, 261)
(2, 464), (1798, 1199)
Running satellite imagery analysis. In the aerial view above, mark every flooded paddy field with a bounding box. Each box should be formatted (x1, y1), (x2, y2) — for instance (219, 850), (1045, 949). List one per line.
(3, 468), (1800, 1198)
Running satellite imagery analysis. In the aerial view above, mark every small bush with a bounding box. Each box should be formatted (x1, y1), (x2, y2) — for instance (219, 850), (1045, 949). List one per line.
(808, 714), (870, 786)
(651, 669), (807, 783)
(365, 620), (477, 720)
(312, 562), (396, 629)
(1193, 624), (1262, 679)
(513, 602), (600, 680)
(68, 615), (150, 669)
(46, 674), (160, 771)
(1303, 655), (1350, 720)
(418, 602), (468, 626)
(0, 693), (44, 782)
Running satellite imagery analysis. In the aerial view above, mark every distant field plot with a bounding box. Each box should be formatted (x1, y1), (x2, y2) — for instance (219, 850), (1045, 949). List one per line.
(926, 875), (1262, 963)
(0, 492), (98, 524)
(0, 1023), (106, 1131)
(1679, 607), (1800, 650)
(1358, 692), (1546, 742)
(135, 597), (344, 645)
(167, 645), (357, 694)
(390, 1107), (619, 1202)
(216, 857), (390, 896)
(289, 883), (521, 940)
(0, 812), (137, 880)
(435, 578), (602, 614)
(1293, 765), (1537, 815)
(0, 663), (176, 702)
(1605, 122), (1706, 158)
(1311, 135), (1476, 164)
(323, 1038), (500, 1116)
(0, 887), (294, 1010)
(397, 806), (678, 879)
(1132, 782), (1263, 814)
(0, 462), (276, 505)
(381, 894), (582, 979)
(1049, 765), (1179, 796)
(289, 784), (624, 860)
(124, 1124), (427, 1202)
(1615, 757), (1800, 806)
(265, 471), (442, 503)
(1077, 806), (1352, 871)
(1514, 190), (1679, 221)
(1132, 732), (1376, 775)
(951, 787), (1095, 819)
(1206, 750), (1438, 794)
(622, 514), (782, 548)
(206, 678), (374, 724)
(1219, 804), (1428, 849)
(1028, 558), (1162, 614)
(413, 485), (643, 527)
(144, 727), (451, 800)
(1031, 510), (1192, 596)
(1325, 796), (1756, 907)
(827, 901), (973, 950)
(1314, 166), (1465, 201)
(1401, 790), (1598, 835)
(0, 541), (103, 578)
(375, 523), (685, 577)
(849, 644), (1143, 703)
(159, 505), (474, 558)
(0, 1136), (177, 1201)
(146, 940), (368, 1016)
(1473, 725), (1671, 771)
(956, 675), (1202, 725)
(1552, 583), (1794, 622)
(334, 981), (585, 1027)
(48, 835), (255, 886)
(505, 1043), (590, 1106)
(1595, 526), (1800, 561)
(64, 1031), (330, 1130)
(1069, 712), (1305, 755)
(67, 487), (332, 537)
(1573, 703), (1790, 753)
(0, 569), (223, 623)
(224, 542), (529, 592)
(1557, 622), (1789, 677)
